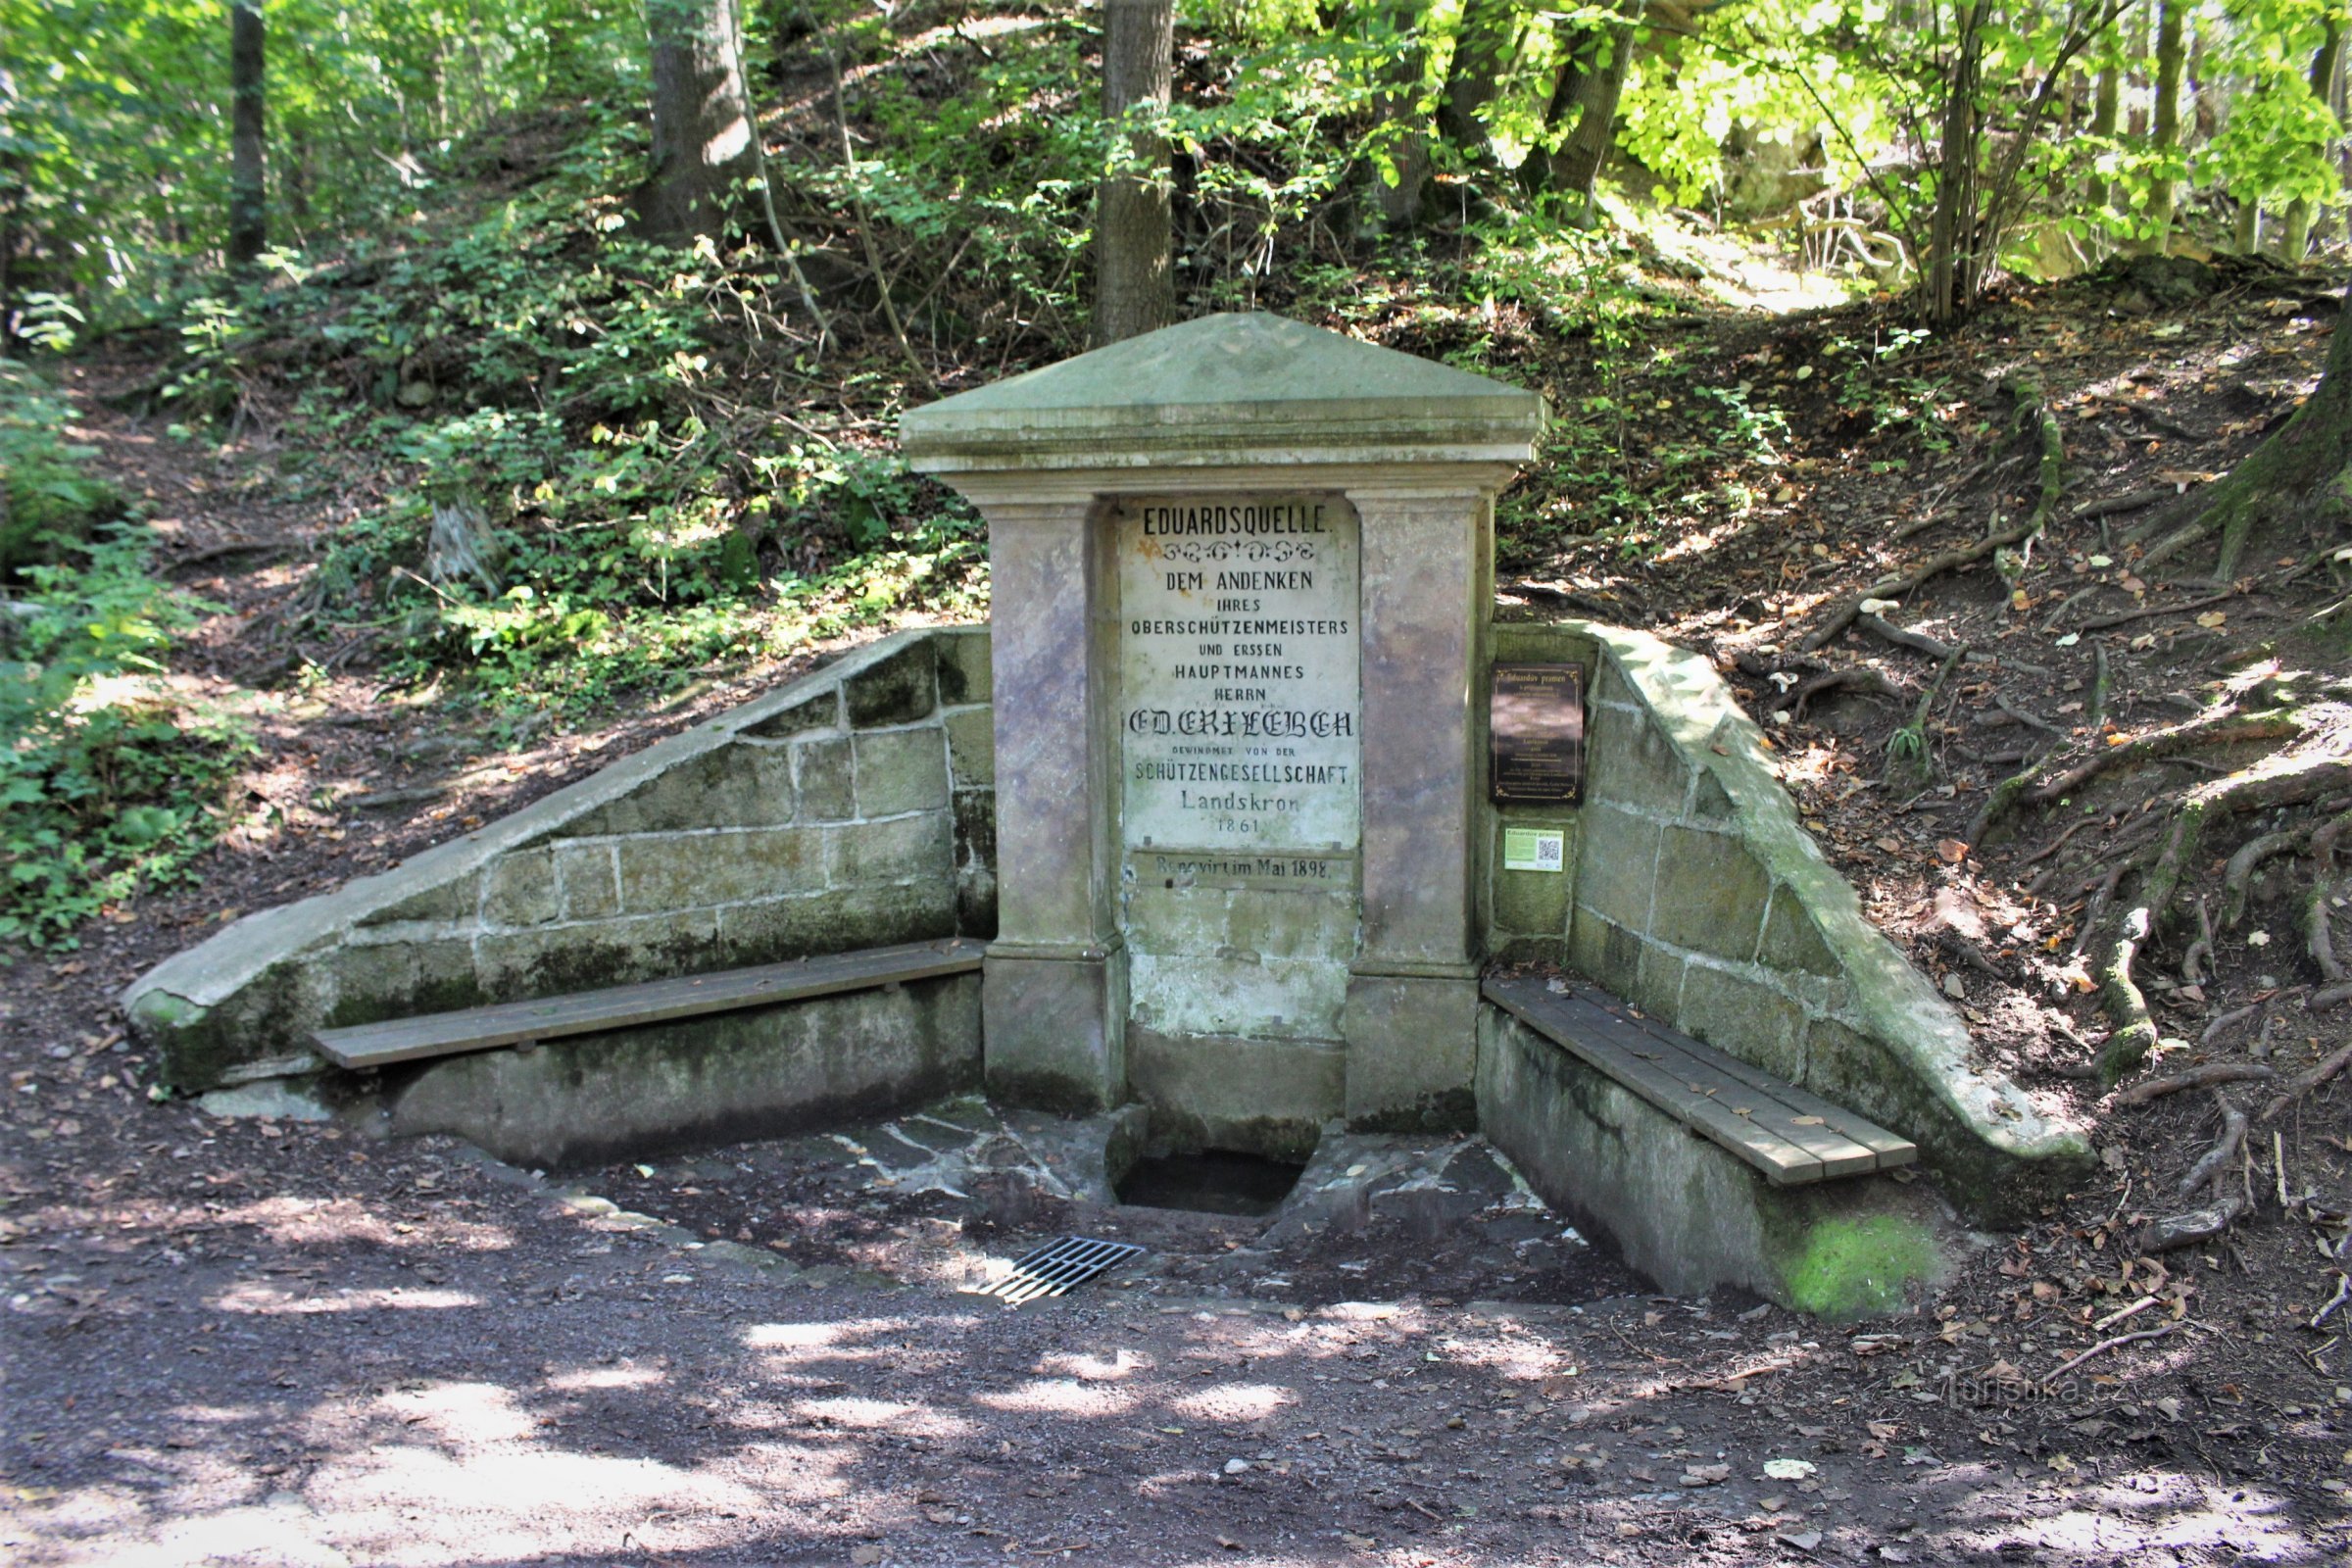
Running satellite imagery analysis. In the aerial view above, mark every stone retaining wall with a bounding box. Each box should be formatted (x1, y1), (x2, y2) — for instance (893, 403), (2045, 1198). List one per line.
(126, 628), (996, 1094)
(1478, 620), (2090, 1224)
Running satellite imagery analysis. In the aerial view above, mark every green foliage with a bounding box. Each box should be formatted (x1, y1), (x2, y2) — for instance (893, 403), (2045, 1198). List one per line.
(1, 361), (121, 575)
(0, 523), (251, 949)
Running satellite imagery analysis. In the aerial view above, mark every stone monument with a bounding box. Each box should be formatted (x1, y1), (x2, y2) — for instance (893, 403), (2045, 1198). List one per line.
(903, 313), (1545, 1151)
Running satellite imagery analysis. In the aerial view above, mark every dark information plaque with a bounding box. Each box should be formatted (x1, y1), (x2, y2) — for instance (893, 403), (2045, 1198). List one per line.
(1490, 663), (1586, 805)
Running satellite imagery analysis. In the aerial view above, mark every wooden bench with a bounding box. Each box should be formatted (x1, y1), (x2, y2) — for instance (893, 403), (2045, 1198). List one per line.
(1482, 972), (1916, 1187)
(313, 937), (986, 1071)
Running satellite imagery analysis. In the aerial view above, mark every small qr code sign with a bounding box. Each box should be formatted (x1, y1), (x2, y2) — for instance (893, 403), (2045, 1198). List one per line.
(1502, 828), (1566, 873)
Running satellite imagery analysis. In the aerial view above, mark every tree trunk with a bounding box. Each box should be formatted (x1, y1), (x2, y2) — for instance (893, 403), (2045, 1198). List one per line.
(1365, 0), (1430, 229)
(1436, 0), (1519, 155)
(1923, 2), (1984, 328)
(1519, 0), (1642, 217)
(2085, 60), (2119, 212)
(1093, 0), (1175, 348)
(2282, 20), (2345, 262)
(2144, 0), (2185, 252)
(228, 0), (268, 268)
(2162, 283), (2352, 579)
(641, 0), (761, 244)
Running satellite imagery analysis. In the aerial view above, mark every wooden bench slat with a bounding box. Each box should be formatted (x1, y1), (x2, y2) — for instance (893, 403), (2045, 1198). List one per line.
(1553, 993), (1882, 1179)
(1482, 973), (1918, 1186)
(1567, 983), (1918, 1167)
(1484, 977), (1828, 1184)
(1550, 980), (1894, 1177)
(313, 938), (986, 1070)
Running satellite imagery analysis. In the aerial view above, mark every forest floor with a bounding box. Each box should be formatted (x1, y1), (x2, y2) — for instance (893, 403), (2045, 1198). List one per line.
(6, 256), (2352, 1565)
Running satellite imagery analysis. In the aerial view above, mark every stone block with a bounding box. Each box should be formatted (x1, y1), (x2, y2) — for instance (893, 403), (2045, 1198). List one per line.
(945, 707), (994, 788)
(481, 848), (559, 928)
(846, 639), (937, 727)
(1128, 1025), (1343, 1159)
(555, 843), (619, 921)
(1567, 910), (1643, 998)
(1630, 940), (1687, 1022)
(794, 736), (855, 822)
(618, 827), (819, 910)
(358, 871), (480, 928)
(1583, 703), (1692, 823)
(1759, 887), (1839, 978)
(1689, 768), (1736, 822)
(1490, 815), (1573, 936)
(1477, 1009), (1948, 1316)
(474, 909), (718, 1000)
(933, 626), (992, 706)
(983, 951), (1126, 1113)
(827, 811), (954, 887)
(854, 726), (951, 817)
(1344, 972), (1478, 1131)
(1676, 961), (1808, 1082)
(318, 938), (483, 1029)
(714, 880), (956, 963)
(388, 975), (982, 1170)
(1570, 807), (1659, 932)
(554, 741), (796, 838)
(1648, 823), (1771, 962)
(736, 687), (839, 740)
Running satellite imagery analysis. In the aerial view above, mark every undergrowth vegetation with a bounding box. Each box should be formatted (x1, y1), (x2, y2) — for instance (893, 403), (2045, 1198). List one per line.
(0, 369), (251, 946)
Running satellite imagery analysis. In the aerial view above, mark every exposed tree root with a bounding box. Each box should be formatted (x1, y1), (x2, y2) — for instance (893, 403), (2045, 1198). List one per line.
(2137, 1190), (2250, 1253)
(2098, 906), (2163, 1084)
(1805, 384), (2065, 653)
(1780, 665), (1905, 720)
(2077, 585), (2253, 633)
(2074, 756), (2352, 1083)
(2135, 1090), (2253, 1254)
(2114, 1062), (2278, 1105)
(2176, 1092), (2251, 1200)
(2306, 807), (2352, 984)
(1975, 708), (2310, 848)
(2222, 827), (2304, 928)
(2259, 1039), (2352, 1121)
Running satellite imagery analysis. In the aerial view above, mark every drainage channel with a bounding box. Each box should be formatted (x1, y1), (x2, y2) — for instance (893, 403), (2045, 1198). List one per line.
(1113, 1149), (1307, 1217)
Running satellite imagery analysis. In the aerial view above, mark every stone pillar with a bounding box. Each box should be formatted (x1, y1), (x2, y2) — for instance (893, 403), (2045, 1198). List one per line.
(1342, 484), (1491, 1128)
(902, 314), (1544, 1135)
(972, 498), (1127, 1112)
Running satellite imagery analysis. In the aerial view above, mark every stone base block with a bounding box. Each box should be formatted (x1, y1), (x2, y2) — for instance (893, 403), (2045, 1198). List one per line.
(1127, 1026), (1342, 1160)
(387, 975), (980, 1170)
(982, 947), (1126, 1114)
(1343, 971), (1478, 1131)
(1477, 1008), (1953, 1318)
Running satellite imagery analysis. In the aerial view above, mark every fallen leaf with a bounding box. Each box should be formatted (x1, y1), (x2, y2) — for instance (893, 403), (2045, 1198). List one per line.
(1763, 1458), (1818, 1481)
(2195, 611), (2228, 628)
(1936, 838), (1969, 863)
(1681, 1463), (1732, 1486)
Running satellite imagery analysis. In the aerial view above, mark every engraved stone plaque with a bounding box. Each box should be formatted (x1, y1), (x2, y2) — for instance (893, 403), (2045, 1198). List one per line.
(1117, 496), (1361, 854)
(1490, 662), (1586, 805)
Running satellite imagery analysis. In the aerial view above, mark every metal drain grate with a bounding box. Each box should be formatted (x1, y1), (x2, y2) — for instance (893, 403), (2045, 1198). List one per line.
(974, 1236), (1144, 1303)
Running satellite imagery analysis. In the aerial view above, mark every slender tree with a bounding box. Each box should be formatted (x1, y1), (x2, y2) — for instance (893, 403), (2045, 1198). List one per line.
(1436, 0), (1519, 154)
(1093, 0), (1175, 347)
(1365, 0), (1431, 229)
(2085, 55), (2121, 212)
(641, 0), (760, 243)
(1520, 0), (1645, 217)
(227, 0), (268, 267)
(2143, 0), (2186, 251)
(2281, 18), (2345, 261)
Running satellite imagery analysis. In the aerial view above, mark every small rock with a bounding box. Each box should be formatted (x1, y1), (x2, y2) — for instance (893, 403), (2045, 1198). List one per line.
(1223, 1458), (1250, 1475)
